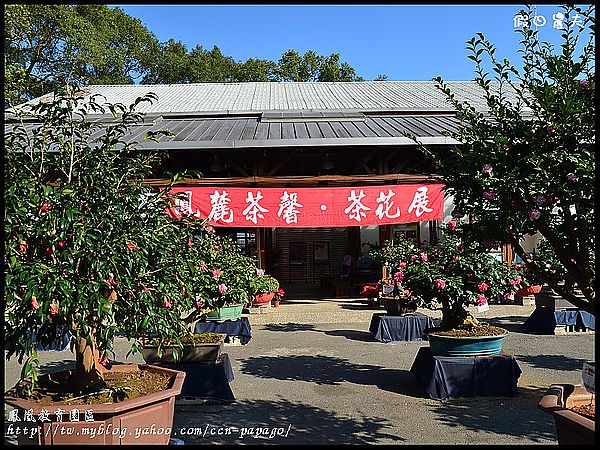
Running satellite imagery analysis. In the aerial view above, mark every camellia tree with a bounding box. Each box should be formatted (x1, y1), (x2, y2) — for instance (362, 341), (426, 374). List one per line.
(410, 4), (595, 315)
(3, 90), (256, 398)
(373, 222), (525, 331)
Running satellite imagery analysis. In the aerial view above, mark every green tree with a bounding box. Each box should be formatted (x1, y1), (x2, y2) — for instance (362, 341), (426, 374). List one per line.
(4, 4), (160, 105)
(411, 5), (595, 315)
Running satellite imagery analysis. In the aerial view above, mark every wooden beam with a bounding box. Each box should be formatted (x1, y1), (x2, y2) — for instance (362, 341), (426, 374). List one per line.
(267, 149), (299, 176)
(143, 173), (442, 187)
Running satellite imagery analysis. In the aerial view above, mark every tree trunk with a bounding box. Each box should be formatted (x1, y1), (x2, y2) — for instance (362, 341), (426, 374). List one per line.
(440, 303), (481, 330)
(74, 328), (107, 393)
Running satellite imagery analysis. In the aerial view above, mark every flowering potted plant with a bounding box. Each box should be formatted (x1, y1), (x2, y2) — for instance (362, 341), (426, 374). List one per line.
(249, 271), (280, 306)
(375, 221), (524, 355)
(4, 91), (194, 444)
(273, 287), (285, 307)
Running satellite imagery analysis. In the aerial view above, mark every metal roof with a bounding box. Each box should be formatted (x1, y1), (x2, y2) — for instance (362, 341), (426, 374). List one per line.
(6, 113), (462, 150)
(15, 81), (526, 115)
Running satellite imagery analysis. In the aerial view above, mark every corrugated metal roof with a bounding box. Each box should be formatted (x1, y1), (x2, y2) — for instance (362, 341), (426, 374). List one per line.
(5, 113), (462, 150)
(15, 81), (525, 115)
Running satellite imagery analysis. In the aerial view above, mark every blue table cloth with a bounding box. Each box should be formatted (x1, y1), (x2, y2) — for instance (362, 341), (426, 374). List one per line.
(524, 307), (595, 334)
(194, 317), (252, 344)
(410, 347), (522, 401)
(161, 353), (235, 401)
(369, 312), (437, 342)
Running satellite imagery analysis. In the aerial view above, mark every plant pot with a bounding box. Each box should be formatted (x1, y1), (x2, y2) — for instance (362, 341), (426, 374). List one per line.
(273, 299), (280, 307)
(4, 364), (185, 445)
(253, 291), (275, 306)
(515, 284), (542, 297)
(534, 285), (579, 310)
(426, 332), (508, 356)
(382, 297), (417, 315)
(143, 334), (225, 365)
(204, 303), (244, 322)
(538, 384), (595, 445)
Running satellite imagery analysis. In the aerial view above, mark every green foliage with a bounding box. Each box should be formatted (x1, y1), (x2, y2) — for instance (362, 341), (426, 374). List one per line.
(409, 4), (595, 315)
(374, 223), (525, 329)
(250, 273), (280, 294)
(4, 91), (256, 392)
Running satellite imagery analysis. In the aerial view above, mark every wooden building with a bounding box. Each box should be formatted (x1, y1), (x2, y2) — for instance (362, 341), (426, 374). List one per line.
(10, 81), (532, 294)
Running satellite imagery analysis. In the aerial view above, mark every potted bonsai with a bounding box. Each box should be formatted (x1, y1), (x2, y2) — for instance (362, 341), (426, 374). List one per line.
(3, 90), (203, 444)
(142, 332), (226, 365)
(272, 287), (285, 307)
(376, 222), (525, 356)
(249, 270), (280, 307)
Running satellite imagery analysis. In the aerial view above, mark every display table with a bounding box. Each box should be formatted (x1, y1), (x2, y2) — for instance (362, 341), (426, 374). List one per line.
(410, 347), (522, 401)
(162, 353), (235, 401)
(195, 317), (252, 344)
(369, 312), (436, 342)
(523, 307), (595, 334)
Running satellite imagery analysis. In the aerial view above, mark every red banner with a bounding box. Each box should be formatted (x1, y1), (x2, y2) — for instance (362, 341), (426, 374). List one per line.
(165, 184), (444, 228)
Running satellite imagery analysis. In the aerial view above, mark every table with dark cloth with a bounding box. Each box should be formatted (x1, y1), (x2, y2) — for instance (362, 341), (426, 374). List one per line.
(194, 317), (252, 344)
(162, 353), (235, 401)
(410, 347), (522, 401)
(369, 312), (437, 342)
(523, 307), (595, 334)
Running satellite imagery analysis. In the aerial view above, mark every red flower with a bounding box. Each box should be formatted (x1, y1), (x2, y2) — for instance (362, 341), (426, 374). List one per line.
(40, 202), (52, 212)
(277, 288), (285, 297)
(447, 220), (457, 231)
(105, 277), (118, 287)
(126, 242), (136, 251)
(49, 302), (59, 315)
(58, 240), (66, 248)
(187, 240), (194, 248)
(45, 247), (54, 257)
(196, 300), (204, 308)
(477, 282), (489, 293)
(162, 299), (173, 309)
(477, 295), (487, 306)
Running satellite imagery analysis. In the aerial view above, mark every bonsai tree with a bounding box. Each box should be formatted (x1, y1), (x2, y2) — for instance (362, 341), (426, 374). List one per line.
(409, 4), (595, 315)
(3, 90), (228, 397)
(374, 222), (525, 330)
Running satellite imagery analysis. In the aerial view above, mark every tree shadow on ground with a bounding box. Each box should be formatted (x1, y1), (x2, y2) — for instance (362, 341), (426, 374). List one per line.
(173, 397), (402, 444)
(323, 329), (376, 342)
(261, 323), (317, 332)
(514, 354), (589, 372)
(428, 385), (556, 443)
(238, 354), (428, 398)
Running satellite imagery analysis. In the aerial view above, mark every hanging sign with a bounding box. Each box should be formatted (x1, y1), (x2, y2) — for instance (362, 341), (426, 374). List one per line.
(165, 183), (444, 228)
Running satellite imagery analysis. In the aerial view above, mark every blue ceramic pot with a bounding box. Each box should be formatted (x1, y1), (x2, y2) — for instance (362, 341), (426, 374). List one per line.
(427, 331), (508, 356)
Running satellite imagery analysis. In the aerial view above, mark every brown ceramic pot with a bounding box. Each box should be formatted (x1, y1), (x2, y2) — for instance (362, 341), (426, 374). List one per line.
(538, 384), (595, 445)
(143, 334), (225, 364)
(4, 364), (185, 445)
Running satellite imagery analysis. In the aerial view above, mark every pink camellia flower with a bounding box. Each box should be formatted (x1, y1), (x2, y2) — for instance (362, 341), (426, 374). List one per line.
(212, 269), (222, 278)
(58, 240), (66, 248)
(205, 226), (215, 233)
(420, 252), (428, 262)
(566, 173), (579, 182)
(481, 164), (493, 175)
(447, 220), (457, 231)
(218, 283), (228, 294)
(256, 268), (265, 276)
(533, 195), (545, 206)
(49, 302), (59, 315)
(399, 262), (407, 269)
(31, 296), (40, 311)
(528, 209), (541, 221)
(503, 292), (512, 299)
(434, 278), (446, 290)
(126, 242), (135, 251)
(477, 282), (489, 293)
(40, 202), (52, 212)
(196, 300), (204, 308)
(483, 189), (497, 200)
(516, 275), (522, 284)
(580, 79), (589, 86)
(394, 271), (405, 282)
(98, 355), (110, 367)
(187, 239), (194, 248)
(105, 277), (118, 287)
(162, 299), (173, 309)
(277, 288), (285, 297)
(410, 255), (418, 262)
(477, 294), (487, 306)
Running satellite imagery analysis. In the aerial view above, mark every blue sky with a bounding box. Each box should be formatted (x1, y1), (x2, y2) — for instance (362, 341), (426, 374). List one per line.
(113, 4), (594, 81)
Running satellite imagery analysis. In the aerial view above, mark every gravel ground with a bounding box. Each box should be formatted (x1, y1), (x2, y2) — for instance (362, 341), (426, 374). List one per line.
(4, 298), (595, 445)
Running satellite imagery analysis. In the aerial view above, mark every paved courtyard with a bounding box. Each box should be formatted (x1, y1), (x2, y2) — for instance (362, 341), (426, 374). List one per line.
(4, 297), (595, 445)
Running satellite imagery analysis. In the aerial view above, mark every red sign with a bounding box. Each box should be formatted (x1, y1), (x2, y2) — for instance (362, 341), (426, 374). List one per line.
(165, 184), (444, 228)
